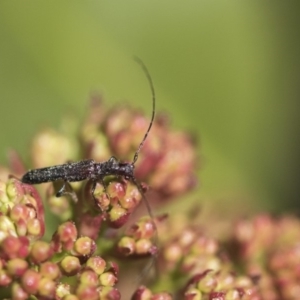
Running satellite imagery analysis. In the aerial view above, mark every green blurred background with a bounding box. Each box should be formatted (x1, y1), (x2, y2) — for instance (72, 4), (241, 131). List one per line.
(0, 2), (299, 214)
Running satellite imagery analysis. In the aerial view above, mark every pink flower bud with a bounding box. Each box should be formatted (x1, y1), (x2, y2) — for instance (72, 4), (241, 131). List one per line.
(52, 221), (78, 252)
(11, 282), (28, 300)
(30, 240), (53, 264)
(0, 269), (12, 286)
(21, 269), (41, 294)
(40, 261), (61, 280)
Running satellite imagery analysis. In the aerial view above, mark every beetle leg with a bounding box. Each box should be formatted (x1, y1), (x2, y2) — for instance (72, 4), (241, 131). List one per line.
(56, 181), (78, 203)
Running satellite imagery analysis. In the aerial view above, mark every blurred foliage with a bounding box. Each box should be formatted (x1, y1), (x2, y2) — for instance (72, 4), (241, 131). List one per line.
(0, 2), (299, 214)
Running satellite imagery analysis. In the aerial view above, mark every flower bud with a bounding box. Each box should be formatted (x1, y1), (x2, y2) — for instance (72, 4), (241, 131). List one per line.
(127, 217), (155, 240)
(118, 181), (141, 210)
(21, 269), (41, 294)
(99, 271), (117, 287)
(38, 277), (56, 299)
(74, 236), (96, 257)
(135, 239), (154, 255)
(108, 205), (129, 228)
(1, 236), (29, 259)
(9, 204), (29, 222)
(6, 258), (28, 277)
(106, 181), (126, 202)
(99, 286), (121, 300)
(6, 178), (24, 201)
(118, 236), (136, 256)
(132, 286), (153, 300)
(79, 269), (99, 287)
(0, 269), (12, 286)
(52, 221), (78, 252)
(11, 282), (28, 300)
(56, 283), (71, 299)
(75, 283), (99, 300)
(30, 240), (53, 264)
(91, 182), (110, 212)
(0, 215), (16, 242)
(40, 261), (61, 280)
(60, 256), (81, 276)
(86, 256), (106, 275)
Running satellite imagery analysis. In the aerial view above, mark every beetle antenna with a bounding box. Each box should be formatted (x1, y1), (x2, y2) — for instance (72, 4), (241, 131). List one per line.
(132, 57), (156, 165)
(131, 177), (158, 283)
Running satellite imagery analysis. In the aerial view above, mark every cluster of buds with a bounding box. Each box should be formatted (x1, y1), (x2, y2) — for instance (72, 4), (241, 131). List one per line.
(0, 178), (121, 299)
(0, 178), (44, 242)
(232, 214), (300, 300)
(4, 97), (300, 300)
(118, 216), (157, 257)
(148, 213), (260, 299)
(80, 97), (197, 201)
(85, 179), (143, 229)
(184, 270), (261, 300)
(0, 97), (198, 299)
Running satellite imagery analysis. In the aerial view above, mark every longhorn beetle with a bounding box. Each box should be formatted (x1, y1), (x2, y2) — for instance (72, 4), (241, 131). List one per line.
(22, 57), (157, 249)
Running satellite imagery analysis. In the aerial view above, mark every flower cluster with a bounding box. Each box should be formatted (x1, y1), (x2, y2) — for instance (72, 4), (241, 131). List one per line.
(232, 214), (300, 300)
(79, 97), (197, 201)
(0, 179), (120, 299)
(1, 97), (300, 300)
(117, 216), (159, 260)
(0, 97), (197, 299)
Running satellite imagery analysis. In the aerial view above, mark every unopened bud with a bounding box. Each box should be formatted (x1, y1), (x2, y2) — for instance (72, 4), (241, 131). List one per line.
(99, 271), (118, 287)
(118, 237), (136, 256)
(86, 256), (106, 275)
(30, 240), (53, 264)
(38, 277), (56, 299)
(79, 269), (99, 287)
(21, 269), (40, 294)
(6, 258), (28, 277)
(60, 256), (81, 276)
(74, 236), (96, 257)
(40, 261), (61, 280)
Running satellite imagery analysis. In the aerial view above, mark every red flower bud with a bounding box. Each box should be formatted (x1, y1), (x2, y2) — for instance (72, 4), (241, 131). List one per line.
(21, 269), (41, 294)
